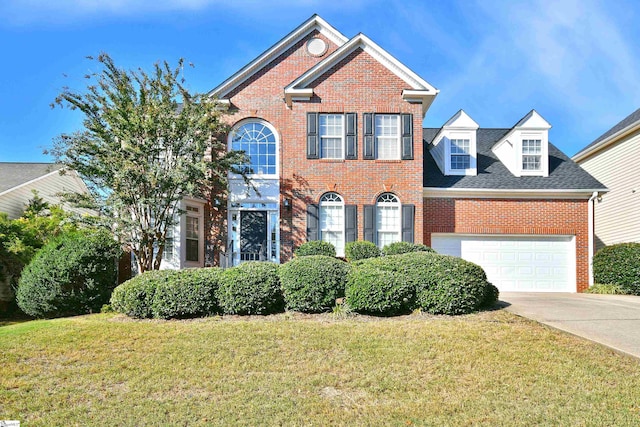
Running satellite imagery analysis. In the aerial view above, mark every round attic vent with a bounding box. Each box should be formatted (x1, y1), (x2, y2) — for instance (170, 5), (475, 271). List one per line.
(306, 37), (328, 57)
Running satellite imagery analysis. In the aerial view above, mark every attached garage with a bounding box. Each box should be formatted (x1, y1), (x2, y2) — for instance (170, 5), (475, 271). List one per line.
(431, 234), (576, 292)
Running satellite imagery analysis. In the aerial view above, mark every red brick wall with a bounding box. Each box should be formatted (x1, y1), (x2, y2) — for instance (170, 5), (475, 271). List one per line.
(223, 31), (424, 262)
(423, 198), (590, 292)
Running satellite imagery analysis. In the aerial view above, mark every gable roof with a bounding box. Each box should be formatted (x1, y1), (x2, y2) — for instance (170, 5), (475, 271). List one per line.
(423, 129), (606, 193)
(208, 14), (348, 100)
(573, 108), (640, 162)
(0, 162), (63, 194)
(284, 32), (439, 116)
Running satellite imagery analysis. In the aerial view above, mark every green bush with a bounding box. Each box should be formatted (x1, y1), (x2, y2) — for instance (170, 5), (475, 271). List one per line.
(584, 283), (630, 295)
(16, 231), (122, 318)
(481, 283), (500, 309)
(382, 242), (435, 256)
(279, 255), (350, 313)
(110, 270), (173, 318)
(593, 243), (640, 295)
(345, 266), (414, 315)
(294, 241), (336, 257)
(151, 268), (221, 319)
(217, 262), (283, 315)
(345, 241), (380, 262)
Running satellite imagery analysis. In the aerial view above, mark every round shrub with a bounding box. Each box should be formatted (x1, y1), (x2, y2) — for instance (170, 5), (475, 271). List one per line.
(279, 255), (350, 313)
(111, 270), (176, 318)
(217, 262), (283, 315)
(481, 283), (500, 309)
(294, 241), (336, 257)
(345, 266), (414, 315)
(16, 230), (122, 318)
(345, 241), (381, 262)
(382, 242), (435, 256)
(593, 243), (640, 295)
(151, 268), (222, 319)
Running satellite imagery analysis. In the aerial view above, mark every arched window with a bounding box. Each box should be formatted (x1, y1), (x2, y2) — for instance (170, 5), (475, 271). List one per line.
(229, 120), (277, 176)
(319, 192), (345, 256)
(376, 193), (401, 248)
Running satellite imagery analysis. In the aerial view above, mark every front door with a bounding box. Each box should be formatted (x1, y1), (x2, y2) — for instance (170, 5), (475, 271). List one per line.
(240, 211), (268, 262)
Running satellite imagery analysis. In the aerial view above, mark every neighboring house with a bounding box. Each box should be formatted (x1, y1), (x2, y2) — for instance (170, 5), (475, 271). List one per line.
(573, 108), (640, 251)
(165, 15), (605, 292)
(0, 162), (92, 219)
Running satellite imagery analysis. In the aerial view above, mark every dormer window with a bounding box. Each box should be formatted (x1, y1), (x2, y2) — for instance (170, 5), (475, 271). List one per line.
(522, 139), (542, 170)
(450, 139), (471, 170)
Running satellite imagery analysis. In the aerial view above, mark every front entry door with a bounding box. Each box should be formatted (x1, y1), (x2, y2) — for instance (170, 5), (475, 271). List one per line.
(240, 211), (267, 262)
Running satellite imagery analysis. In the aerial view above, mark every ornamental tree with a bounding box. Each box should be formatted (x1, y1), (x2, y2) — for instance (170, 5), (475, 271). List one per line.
(50, 53), (246, 272)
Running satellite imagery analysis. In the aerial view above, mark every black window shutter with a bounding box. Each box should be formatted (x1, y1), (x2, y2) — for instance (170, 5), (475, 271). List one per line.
(401, 204), (415, 243)
(307, 112), (319, 159)
(345, 205), (357, 243)
(401, 113), (413, 160)
(363, 205), (376, 243)
(307, 204), (319, 241)
(345, 113), (357, 160)
(363, 113), (375, 159)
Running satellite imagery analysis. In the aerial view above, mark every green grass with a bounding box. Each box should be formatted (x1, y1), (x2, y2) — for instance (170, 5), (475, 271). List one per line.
(1, 311), (639, 426)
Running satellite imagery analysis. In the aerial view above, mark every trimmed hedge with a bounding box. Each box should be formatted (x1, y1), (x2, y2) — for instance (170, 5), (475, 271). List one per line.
(16, 231), (122, 318)
(348, 252), (493, 315)
(382, 242), (435, 256)
(111, 268), (222, 319)
(217, 262), (283, 315)
(345, 266), (414, 315)
(345, 241), (380, 262)
(294, 241), (336, 257)
(279, 255), (350, 313)
(593, 243), (640, 295)
(151, 268), (221, 319)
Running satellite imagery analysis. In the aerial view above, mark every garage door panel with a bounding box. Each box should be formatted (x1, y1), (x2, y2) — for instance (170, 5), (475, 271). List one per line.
(431, 234), (575, 292)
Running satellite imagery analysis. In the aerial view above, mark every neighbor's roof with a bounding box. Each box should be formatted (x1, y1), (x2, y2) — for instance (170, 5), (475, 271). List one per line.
(0, 162), (63, 193)
(423, 128), (606, 191)
(573, 108), (640, 161)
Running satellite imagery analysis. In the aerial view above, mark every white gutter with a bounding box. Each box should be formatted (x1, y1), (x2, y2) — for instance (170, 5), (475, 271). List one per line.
(587, 191), (598, 288)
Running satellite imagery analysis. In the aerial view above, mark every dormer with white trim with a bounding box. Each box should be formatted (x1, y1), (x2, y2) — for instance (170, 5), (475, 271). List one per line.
(492, 110), (551, 177)
(429, 110), (479, 176)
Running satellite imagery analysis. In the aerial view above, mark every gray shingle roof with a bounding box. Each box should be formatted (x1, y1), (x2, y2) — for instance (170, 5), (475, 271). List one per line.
(0, 163), (63, 193)
(423, 129), (606, 190)
(574, 108), (640, 158)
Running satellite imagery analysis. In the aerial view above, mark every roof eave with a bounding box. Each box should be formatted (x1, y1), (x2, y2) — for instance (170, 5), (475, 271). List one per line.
(423, 187), (608, 199)
(573, 120), (640, 162)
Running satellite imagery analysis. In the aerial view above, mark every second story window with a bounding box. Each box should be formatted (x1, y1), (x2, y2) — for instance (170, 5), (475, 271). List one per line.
(450, 139), (471, 170)
(375, 115), (400, 160)
(230, 120), (277, 176)
(319, 114), (344, 159)
(522, 139), (542, 171)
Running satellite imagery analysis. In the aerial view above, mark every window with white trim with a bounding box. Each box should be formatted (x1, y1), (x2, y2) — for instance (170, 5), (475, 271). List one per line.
(319, 114), (344, 159)
(319, 192), (345, 256)
(185, 205), (200, 263)
(230, 120), (277, 175)
(450, 139), (471, 170)
(522, 139), (542, 171)
(163, 226), (174, 261)
(376, 193), (401, 248)
(375, 115), (400, 160)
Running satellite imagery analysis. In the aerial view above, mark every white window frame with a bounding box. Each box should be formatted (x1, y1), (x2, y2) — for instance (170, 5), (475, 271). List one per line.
(228, 118), (279, 178)
(375, 114), (401, 160)
(449, 139), (471, 170)
(517, 131), (549, 177)
(319, 192), (345, 257)
(182, 200), (205, 267)
(376, 193), (401, 249)
(442, 131), (477, 176)
(319, 114), (345, 159)
(521, 138), (542, 171)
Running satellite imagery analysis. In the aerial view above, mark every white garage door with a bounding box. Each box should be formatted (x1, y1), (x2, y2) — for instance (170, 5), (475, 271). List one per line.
(431, 234), (576, 292)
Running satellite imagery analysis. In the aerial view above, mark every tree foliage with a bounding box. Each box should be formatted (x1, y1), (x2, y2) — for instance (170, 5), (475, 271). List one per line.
(50, 53), (246, 272)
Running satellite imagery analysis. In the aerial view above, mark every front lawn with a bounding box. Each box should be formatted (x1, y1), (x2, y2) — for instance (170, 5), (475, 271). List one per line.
(1, 311), (639, 426)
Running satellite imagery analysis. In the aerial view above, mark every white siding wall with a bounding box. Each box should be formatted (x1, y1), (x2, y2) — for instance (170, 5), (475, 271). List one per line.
(579, 129), (640, 250)
(0, 172), (93, 219)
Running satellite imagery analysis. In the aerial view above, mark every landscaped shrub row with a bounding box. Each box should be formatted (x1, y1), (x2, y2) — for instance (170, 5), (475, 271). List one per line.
(111, 251), (498, 319)
(592, 243), (640, 295)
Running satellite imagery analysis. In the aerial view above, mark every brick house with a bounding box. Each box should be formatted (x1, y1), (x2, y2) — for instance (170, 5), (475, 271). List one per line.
(162, 15), (605, 293)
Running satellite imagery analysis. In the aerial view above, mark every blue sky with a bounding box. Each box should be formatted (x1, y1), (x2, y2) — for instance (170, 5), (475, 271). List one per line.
(1, 0), (639, 162)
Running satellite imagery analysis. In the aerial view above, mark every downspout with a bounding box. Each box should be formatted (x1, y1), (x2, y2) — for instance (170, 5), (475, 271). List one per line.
(587, 191), (598, 288)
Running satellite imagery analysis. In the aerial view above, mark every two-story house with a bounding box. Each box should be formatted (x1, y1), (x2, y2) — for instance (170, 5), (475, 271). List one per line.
(162, 15), (605, 293)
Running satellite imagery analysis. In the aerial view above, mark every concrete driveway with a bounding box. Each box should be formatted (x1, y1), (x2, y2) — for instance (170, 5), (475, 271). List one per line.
(500, 292), (640, 359)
